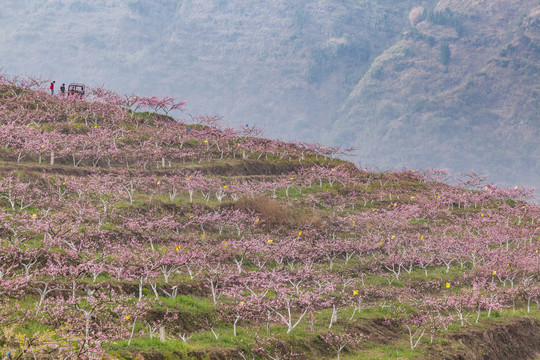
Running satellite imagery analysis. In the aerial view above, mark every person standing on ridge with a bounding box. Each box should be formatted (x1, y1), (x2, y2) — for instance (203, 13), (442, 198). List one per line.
(60, 83), (65, 95)
(50, 81), (55, 95)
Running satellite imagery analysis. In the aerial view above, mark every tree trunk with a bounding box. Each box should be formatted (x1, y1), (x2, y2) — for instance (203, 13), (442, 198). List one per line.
(159, 327), (166, 342)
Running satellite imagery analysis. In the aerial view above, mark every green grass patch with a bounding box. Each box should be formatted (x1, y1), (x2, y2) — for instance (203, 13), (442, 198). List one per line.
(159, 295), (213, 313)
(108, 337), (192, 357)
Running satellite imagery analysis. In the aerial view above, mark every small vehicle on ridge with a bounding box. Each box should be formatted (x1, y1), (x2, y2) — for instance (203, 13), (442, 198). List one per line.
(68, 83), (85, 97)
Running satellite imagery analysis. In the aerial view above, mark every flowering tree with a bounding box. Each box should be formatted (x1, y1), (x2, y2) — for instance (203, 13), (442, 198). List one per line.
(321, 332), (366, 360)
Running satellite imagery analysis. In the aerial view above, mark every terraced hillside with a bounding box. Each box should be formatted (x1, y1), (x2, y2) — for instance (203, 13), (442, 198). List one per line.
(0, 81), (539, 359)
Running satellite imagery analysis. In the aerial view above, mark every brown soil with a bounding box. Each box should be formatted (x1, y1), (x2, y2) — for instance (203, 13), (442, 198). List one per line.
(427, 317), (540, 360)
(199, 159), (303, 177)
(349, 317), (403, 345)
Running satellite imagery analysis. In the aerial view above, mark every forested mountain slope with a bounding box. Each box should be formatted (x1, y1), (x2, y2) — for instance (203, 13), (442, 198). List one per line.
(331, 0), (540, 186)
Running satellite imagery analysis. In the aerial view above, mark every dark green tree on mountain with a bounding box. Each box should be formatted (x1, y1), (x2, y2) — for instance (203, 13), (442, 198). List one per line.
(440, 43), (451, 66)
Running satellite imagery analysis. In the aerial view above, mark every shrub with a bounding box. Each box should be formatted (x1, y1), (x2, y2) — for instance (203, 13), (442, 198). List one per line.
(440, 43), (451, 66)
(234, 196), (291, 228)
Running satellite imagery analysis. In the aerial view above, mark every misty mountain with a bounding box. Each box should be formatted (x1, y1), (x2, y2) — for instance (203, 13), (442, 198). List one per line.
(332, 0), (540, 187)
(0, 0), (538, 187)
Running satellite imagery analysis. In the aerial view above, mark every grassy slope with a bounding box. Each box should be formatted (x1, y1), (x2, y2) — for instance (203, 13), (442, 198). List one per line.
(0, 86), (539, 360)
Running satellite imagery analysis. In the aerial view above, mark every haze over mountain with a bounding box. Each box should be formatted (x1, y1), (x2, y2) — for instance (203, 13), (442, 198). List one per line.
(0, 0), (538, 188)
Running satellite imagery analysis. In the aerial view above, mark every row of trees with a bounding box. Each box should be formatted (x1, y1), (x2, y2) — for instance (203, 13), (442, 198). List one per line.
(0, 164), (538, 357)
(0, 81), (354, 168)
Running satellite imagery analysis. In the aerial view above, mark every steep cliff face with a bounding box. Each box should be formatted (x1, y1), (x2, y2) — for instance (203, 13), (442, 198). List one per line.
(331, 1), (540, 186)
(0, 0), (538, 187)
